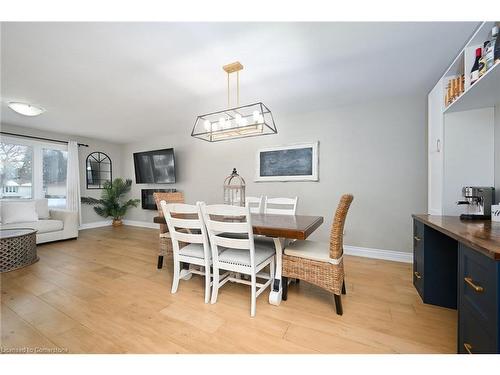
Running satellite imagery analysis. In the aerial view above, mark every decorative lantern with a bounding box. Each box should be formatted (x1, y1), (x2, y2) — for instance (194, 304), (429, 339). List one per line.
(224, 168), (246, 206)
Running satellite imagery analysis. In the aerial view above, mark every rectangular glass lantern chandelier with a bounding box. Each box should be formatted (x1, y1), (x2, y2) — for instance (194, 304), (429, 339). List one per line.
(192, 61), (277, 142)
(192, 102), (277, 142)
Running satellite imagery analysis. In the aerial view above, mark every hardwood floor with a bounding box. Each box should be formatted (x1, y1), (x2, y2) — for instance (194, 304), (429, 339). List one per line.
(1, 226), (457, 353)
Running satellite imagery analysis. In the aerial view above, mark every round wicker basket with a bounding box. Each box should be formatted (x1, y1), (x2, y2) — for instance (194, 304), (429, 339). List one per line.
(0, 228), (38, 273)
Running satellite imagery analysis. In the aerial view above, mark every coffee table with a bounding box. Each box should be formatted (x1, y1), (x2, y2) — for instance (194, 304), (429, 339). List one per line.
(0, 228), (38, 273)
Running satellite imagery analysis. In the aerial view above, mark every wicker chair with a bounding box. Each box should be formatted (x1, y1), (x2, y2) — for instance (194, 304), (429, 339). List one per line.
(281, 194), (354, 315)
(153, 192), (184, 269)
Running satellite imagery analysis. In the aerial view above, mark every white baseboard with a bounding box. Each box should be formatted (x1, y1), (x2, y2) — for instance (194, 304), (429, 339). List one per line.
(344, 245), (413, 263)
(79, 220), (113, 230)
(79, 219), (158, 230)
(122, 220), (159, 229)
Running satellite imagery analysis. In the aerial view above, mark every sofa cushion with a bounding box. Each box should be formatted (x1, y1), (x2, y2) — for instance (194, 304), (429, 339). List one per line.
(0, 219), (63, 234)
(35, 199), (50, 219)
(1, 201), (38, 224)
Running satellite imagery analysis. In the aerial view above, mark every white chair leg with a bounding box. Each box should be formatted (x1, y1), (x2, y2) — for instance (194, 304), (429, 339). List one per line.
(211, 267), (220, 304)
(204, 265), (211, 304)
(250, 272), (257, 317)
(172, 259), (180, 294)
(270, 257), (275, 286)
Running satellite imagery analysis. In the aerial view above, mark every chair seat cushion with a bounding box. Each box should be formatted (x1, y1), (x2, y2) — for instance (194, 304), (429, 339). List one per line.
(284, 240), (333, 263)
(179, 243), (207, 259)
(218, 244), (275, 267)
(0, 219), (63, 234)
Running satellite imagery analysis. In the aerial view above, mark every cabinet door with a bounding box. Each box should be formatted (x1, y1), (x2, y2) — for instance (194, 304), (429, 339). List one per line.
(428, 80), (444, 215)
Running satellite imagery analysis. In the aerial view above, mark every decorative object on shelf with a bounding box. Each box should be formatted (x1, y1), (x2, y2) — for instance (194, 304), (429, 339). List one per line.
(445, 75), (465, 106)
(223, 168), (245, 206)
(255, 142), (319, 182)
(86, 152), (112, 189)
(491, 205), (500, 222)
(7, 102), (45, 116)
(192, 61), (277, 142)
(81, 178), (140, 226)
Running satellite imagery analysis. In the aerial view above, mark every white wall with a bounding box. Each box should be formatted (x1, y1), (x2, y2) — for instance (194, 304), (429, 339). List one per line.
(0, 123), (123, 224)
(121, 95), (427, 253)
(442, 108), (495, 216)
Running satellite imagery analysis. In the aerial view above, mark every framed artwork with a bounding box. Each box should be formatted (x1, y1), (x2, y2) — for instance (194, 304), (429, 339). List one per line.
(255, 142), (319, 182)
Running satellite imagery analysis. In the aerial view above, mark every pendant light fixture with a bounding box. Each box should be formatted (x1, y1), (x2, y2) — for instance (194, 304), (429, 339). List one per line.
(191, 61), (277, 142)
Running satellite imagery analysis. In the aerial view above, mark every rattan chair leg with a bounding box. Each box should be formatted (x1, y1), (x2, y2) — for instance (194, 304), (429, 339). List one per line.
(157, 255), (164, 269)
(342, 280), (346, 295)
(282, 276), (288, 301)
(334, 294), (343, 315)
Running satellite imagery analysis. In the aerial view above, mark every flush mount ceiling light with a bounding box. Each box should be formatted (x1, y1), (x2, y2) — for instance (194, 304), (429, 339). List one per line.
(7, 102), (45, 116)
(191, 61), (277, 142)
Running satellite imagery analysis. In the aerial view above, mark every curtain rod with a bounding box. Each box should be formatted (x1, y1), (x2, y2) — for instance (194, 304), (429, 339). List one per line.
(0, 131), (89, 147)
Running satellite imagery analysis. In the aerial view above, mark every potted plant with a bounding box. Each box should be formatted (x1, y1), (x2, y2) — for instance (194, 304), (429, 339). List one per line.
(81, 178), (140, 226)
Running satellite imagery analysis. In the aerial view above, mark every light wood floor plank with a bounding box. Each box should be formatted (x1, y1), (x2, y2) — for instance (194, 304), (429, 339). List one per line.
(0, 225), (457, 353)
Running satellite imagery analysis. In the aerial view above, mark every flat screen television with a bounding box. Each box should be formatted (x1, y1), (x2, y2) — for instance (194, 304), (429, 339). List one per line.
(133, 148), (176, 184)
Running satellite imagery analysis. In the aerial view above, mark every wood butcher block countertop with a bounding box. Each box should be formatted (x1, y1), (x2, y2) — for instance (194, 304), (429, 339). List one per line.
(413, 214), (500, 260)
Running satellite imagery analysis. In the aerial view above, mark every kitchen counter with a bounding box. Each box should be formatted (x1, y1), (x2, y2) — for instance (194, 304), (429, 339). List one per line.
(412, 214), (500, 260)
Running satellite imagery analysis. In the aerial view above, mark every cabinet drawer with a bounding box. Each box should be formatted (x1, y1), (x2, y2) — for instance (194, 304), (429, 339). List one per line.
(459, 244), (498, 331)
(413, 220), (424, 296)
(459, 303), (496, 354)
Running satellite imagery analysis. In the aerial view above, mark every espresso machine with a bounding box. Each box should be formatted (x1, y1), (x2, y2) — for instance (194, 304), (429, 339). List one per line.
(457, 186), (495, 220)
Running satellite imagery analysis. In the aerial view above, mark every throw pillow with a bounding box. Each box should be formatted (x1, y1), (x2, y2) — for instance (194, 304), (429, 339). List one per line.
(1, 201), (39, 224)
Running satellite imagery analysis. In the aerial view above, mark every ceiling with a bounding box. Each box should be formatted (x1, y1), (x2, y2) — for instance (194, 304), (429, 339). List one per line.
(1, 22), (478, 143)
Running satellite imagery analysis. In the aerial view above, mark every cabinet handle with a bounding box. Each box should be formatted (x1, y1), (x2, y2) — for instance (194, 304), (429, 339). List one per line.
(414, 271), (422, 280)
(414, 236), (421, 242)
(436, 139), (441, 153)
(464, 277), (484, 293)
(463, 343), (473, 354)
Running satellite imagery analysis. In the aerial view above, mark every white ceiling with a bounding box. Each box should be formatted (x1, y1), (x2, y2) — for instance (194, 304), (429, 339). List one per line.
(1, 22), (478, 143)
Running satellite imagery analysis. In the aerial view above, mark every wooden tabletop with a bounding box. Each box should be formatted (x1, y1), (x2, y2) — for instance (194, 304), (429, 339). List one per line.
(154, 214), (324, 240)
(413, 214), (500, 260)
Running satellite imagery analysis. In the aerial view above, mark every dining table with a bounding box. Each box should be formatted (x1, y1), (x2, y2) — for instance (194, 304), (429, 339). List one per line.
(153, 213), (324, 306)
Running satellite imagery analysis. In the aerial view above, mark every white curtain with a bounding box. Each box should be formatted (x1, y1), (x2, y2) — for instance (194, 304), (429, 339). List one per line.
(66, 140), (81, 224)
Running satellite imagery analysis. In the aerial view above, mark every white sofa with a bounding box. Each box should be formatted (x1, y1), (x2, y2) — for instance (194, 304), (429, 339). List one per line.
(0, 199), (78, 244)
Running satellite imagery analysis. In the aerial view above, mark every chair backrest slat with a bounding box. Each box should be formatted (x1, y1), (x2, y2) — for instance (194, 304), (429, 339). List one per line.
(264, 196), (298, 216)
(329, 194), (354, 260)
(160, 201), (210, 255)
(200, 203), (256, 266)
(245, 196), (264, 214)
(205, 219), (249, 234)
(211, 235), (251, 250)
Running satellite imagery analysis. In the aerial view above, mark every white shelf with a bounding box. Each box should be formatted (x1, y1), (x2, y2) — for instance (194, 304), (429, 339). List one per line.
(444, 62), (500, 113)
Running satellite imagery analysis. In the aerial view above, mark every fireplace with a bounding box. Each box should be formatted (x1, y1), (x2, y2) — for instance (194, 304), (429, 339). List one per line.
(141, 189), (177, 210)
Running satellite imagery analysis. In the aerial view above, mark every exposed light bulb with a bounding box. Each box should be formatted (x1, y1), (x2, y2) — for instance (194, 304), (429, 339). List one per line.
(203, 120), (211, 131)
(252, 110), (260, 123)
(235, 114), (242, 125)
(218, 117), (225, 129)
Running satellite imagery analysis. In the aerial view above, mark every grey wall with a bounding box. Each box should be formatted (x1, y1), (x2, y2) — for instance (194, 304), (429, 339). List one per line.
(0, 123), (123, 224)
(121, 95), (427, 253)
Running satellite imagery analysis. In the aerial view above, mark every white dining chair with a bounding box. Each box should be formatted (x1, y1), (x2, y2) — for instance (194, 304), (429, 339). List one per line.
(245, 196), (265, 214)
(264, 197), (298, 215)
(160, 201), (212, 303)
(200, 203), (276, 317)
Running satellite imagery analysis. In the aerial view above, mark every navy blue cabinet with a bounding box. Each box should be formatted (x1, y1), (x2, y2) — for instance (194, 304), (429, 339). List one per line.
(458, 243), (500, 354)
(412, 219), (457, 309)
(412, 217), (500, 354)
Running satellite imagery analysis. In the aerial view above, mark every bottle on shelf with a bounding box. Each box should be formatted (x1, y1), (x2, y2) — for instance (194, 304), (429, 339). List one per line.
(479, 43), (488, 77)
(485, 25), (497, 70)
(495, 24), (500, 65)
(470, 47), (482, 85)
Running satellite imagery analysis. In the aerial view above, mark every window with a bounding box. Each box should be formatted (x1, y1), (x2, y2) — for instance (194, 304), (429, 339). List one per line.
(0, 142), (33, 200)
(43, 148), (68, 208)
(1, 138), (67, 208)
